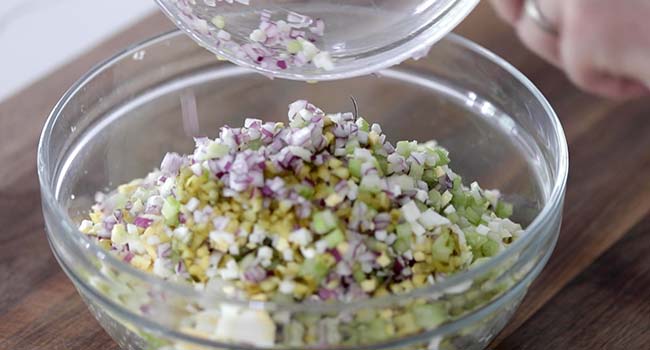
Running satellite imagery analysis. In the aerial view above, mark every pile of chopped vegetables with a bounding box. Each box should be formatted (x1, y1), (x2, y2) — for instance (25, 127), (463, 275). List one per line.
(175, 0), (334, 71)
(79, 100), (522, 304)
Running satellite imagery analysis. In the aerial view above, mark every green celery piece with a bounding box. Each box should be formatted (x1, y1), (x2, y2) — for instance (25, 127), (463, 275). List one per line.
(356, 117), (370, 132)
(465, 230), (488, 253)
(312, 210), (338, 234)
(356, 191), (376, 208)
(352, 263), (366, 283)
(396, 141), (412, 157)
(247, 139), (263, 150)
(272, 293), (295, 304)
(435, 148), (450, 165)
(296, 184), (315, 199)
(413, 303), (448, 328)
(495, 201), (514, 219)
(396, 223), (412, 237)
(394, 312), (419, 335)
(286, 322), (305, 346)
(448, 212), (461, 224)
(428, 190), (442, 211)
(451, 190), (468, 209)
(300, 256), (332, 283)
(393, 237), (410, 254)
(422, 169), (437, 185)
(432, 231), (454, 261)
(324, 228), (344, 247)
(375, 155), (389, 175)
(481, 239), (500, 257)
(348, 158), (362, 178)
(464, 206), (482, 226)
(286, 39), (302, 54)
(345, 139), (360, 155)
(356, 308), (377, 322)
(362, 319), (391, 343)
(205, 142), (229, 158)
(409, 163), (424, 180)
(141, 332), (168, 350)
(452, 176), (463, 190)
(161, 196), (180, 226)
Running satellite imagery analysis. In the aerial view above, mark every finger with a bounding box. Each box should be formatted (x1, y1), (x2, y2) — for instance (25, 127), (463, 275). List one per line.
(514, 0), (563, 67)
(559, 0), (650, 99)
(515, 13), (561, 66)
(490, 0), (524, 24)
(565, 64), (649, 100)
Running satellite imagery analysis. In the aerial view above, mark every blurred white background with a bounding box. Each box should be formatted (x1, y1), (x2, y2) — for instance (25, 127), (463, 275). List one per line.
(0, 0), (156, 101)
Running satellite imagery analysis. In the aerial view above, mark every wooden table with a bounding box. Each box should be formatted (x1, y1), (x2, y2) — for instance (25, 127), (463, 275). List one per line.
(1, 4), (649, 349)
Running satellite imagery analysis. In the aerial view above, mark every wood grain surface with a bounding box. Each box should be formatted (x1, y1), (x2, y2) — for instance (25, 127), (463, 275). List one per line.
(2, 3), (650, 350)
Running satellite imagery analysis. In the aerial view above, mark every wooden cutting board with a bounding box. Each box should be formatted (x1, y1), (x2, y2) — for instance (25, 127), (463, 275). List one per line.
(1, 3), (649, 350)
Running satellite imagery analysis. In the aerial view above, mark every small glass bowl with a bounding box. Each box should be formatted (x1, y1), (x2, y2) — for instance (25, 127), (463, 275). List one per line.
(154, 0), (480, 80)
(38, 30), (567, 350)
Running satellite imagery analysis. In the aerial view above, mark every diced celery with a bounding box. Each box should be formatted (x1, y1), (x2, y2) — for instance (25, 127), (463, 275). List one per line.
(428, 190), (442, 211)
(464, 206), (481, 226)
(409, 163), (424, 180)
(296, 184), (315, 199)
(413, 303), (448, 328)
(446, 212), (460, 224)
(285, 322), (305, 346)
(396, 223), (412, 237)
(432, 231), (454, 261)
(481, 239), (500, 257)
(286, 39), (302, 54)
(361, 319), (391, 343)
(348, 158), (362, 178)
(346, 139), (360, 155)
(111, 224), (129, 245)
(422, 169), (437, 185)
(464, 230), (488, 253)
(451, 190), (468, 208)
(205, 142), (229, 158)
(356, 191), (375, 207)
(300, 256), (331, 283)
(435, 148), (450, 165)
(247, 139), (263, 150)
(376, 155), (389, 175)
(495, 201), (513, 219)
(396, 141), (412, 157)
(324, 228), (344, 247)
(312, 210), (338, 234)
(394, 312), (419, 335)
(352, 263), (366, 283)
(356, 118), (370, 132)
(162, 196), (180, 226)
(393, 237), (410, 254)
(452, 176), (463, 190)
(356, 308), (377, 322)
(140, 331), (168, 349)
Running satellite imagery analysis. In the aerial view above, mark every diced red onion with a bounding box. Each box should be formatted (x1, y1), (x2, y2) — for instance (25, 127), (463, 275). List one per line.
(134, 216), (154, 228)
(318, 288), (337, 300)
(123, 252), (135, 263)
(243, 265), (267, 283)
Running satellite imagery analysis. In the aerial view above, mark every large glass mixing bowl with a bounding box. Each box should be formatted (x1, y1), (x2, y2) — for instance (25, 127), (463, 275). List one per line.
(38, 30), (568, 350)
(154, 0), (480, 80)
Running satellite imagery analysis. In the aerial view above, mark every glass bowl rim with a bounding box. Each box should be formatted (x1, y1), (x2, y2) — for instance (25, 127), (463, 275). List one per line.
(152, 0), (481, 81)
(37, 29), (568, 314)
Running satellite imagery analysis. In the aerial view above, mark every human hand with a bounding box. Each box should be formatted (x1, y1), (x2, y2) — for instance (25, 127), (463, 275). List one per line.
(490, 0), (650, 99)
